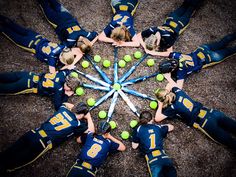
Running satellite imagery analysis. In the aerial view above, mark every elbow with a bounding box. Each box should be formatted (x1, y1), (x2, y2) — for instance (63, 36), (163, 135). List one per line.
(154, 116), (162, 122)
(119, 144), (126, 151)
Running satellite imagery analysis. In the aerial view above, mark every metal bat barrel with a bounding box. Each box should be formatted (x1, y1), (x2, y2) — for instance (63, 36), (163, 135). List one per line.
(122, 87), (156, 101)
(113, 47), (118, 83)
(122, 71), (159, 86)
(82, 83), (111, 92)
(106, 91), (119, 122)
(118, 90), (140, 117)
(74, 69), (110, 87)
(89, 89), (115, 111)
(84, 54), (112, 84)
(118, 53), (148, 83)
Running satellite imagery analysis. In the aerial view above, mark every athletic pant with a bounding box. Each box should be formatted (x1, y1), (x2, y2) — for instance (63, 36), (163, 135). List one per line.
(194, 108), (236, 150)
(111, 0), (139, 16)
(0, 71), (39, 94)
(0, 130), (52, 173)
(200, 33), (236, 67)
(37, 0), (73, 28)
(67, 159), (97, 177)
(0, 15), (43, 54)
(145, 150), (177, 177)
(165, 0), (203, 35)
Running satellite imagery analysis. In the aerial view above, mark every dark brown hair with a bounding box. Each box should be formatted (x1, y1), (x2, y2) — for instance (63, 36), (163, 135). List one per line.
(65, 75), (81, 91)
(138, 111), (153, 125)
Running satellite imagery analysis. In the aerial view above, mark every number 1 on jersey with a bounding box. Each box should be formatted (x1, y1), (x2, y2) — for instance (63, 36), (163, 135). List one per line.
(149, 134), (156, 149)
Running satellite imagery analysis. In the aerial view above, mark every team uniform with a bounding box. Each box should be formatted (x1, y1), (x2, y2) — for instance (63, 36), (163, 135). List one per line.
(162, 87), (236, 150)
(103, 0), (139, 38)
(0, 15), (65, 68)
(0, 104), (88, 173)
(141, 0), (202, 50)
(169, 33), (236, 80)
(67, 132), (120, 177)
(37, 0), (98, 48)
(132, 124), (176, 177)
(0, 70), (71, 110)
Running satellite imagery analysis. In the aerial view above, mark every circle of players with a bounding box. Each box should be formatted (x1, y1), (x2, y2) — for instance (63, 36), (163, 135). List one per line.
(0, 0), (235, 177)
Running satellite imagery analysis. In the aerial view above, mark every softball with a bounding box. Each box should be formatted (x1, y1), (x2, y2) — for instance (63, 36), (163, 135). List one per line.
(98, 110), (107, 119)
(130, 120), (138, 128)
(149, 101), (158, 109)
(70, 72), (78, 78)
(81, 60), (90, 68)
(75, 87), (84, 96)
(87, 98), (96, 106)
(113, 83), (121, 90)
(118, 60), (126, 68)
(156, 74), (164, 82)
(109, 121), (117, 129)
(121, 131), (130, 140)
(94, 55), (101, 62)
(147, 59), (155, 67)
(123, 55), (132, 62)
(134, 51), (142, 59)
(103, 60), (111, 68)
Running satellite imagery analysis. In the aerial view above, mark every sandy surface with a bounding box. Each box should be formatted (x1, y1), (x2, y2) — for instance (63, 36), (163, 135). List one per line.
(0, 0), (235, 177)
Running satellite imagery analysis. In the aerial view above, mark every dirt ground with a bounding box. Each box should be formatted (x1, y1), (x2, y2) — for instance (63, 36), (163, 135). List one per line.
(0, 0), (236, 177)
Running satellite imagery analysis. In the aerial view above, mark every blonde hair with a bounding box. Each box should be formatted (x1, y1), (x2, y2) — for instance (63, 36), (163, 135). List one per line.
(110, 25), (131, 42)
(77, 37), (92, 54)
(155, 88), (176, 108)
(145, 34), (157, 50)
(60, 50), (75, 65)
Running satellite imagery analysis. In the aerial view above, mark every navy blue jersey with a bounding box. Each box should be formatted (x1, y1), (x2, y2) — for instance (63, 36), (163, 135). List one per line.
(104, 11), (136, 38)
(37, 70), (71, 110)
(78, 132), (119, 167)
(55, 19), (98, 48)
(141, 26), (177, 50)
(35, 39), (65, 67)
(132, 124), (168, 154)
(169, 51), (203, 80)
(37, 104), (88, 146)
(162, 87), (203, 126)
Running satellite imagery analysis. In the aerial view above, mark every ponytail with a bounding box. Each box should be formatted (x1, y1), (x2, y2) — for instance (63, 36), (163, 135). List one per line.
(138, 111), (152, 126)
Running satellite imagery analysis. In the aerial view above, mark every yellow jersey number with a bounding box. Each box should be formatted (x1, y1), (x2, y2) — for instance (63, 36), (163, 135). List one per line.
(149, 134), (156, 149)
(87, 144), (102, 158)
(113, 14), (129, 23)
(182, 98), (193, 112)
(49, 112), (72, 131)
(42, 73), (56, 88)
(179, 55), (194, 67)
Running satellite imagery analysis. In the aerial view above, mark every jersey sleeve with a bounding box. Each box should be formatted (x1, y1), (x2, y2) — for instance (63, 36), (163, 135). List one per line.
(131, 128), (139, 143)
(52, 88), (68, 111)
(109, 141), (120, 153)
(159, 125), (169, 138)
(128, 26), (136, 38)
(176, 68), (187, 80)
(162, 105), (176, 118)
(80, 133), (88, 144)
(103, 21), (116, 37)
(141, 27), (158, 38)
(81, 31), (98, 41)
(47, 57), (57, 67)
(74, 120), (88, 138)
